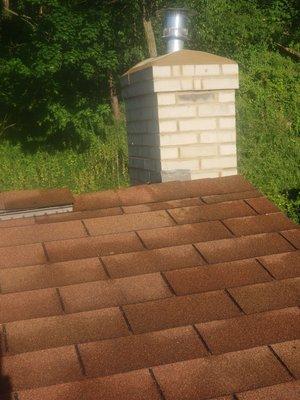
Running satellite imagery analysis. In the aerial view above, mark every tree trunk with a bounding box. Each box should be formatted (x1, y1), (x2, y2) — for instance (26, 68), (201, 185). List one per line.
(108, 73), (121, 121)
(3, 0), (10, 18)
(143, 16), (157, 58)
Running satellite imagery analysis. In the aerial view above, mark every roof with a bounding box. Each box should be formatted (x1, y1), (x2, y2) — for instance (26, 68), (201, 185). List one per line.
(124, 49), (236, 76)
(0, 188), (74, 220)
(0, 175), (299, 400)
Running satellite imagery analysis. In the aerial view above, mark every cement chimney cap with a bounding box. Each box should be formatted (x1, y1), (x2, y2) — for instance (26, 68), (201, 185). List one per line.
(123, 49), (237, 76)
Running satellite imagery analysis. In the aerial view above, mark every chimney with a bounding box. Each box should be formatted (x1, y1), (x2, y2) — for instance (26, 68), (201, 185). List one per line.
(121, 9), (239, 185)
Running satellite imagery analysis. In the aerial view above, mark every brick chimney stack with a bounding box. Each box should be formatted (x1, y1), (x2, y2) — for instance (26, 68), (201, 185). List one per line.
(121, 50), (239, 185)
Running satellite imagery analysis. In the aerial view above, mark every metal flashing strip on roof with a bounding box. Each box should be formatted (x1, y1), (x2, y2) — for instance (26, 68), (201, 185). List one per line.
(0, 204), (73, 220)
(0, 187), (74, 220)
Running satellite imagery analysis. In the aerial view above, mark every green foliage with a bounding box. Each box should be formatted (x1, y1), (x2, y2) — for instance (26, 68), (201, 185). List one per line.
(0, 121), (129, 192)
(237, 49), (300, 222)
(0, 1), (145, 143)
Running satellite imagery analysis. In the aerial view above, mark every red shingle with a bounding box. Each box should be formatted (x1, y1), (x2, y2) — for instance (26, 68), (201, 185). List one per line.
(0, 243), (47, 269)
(271, 340), (300, 378)
(209, 397), (232, 400)
(281, 229), (300, 249)
(84, 210), (174, 236)
(0, 217), (35, 228)
(138, 221), (232, 249)
(117, 181), (206, 206)
(152, 347), (292, 400)
(122, 197), (202, 214)
(2, 346), (82, 390)
(245, 197), (280, 214)
(196, 307), (300, 354)
(117, 176), (255, 206)
(223, 213), (296, 236)
(3, 188), (73, 211)
(45, 232), (144, 262)
(168, 200), (256, 224)
(123, 291), (242, 334)
(102, 244), (205, 278)
(0, 220), (87, 247)
(195, 233), (294, 264)
(0, 258), (107, 293)
(201, 189), (261, 204)
(164, 259), (272, 296)
(17, 370), (162, 400)
(1, 176), (298, 399)
(179, 175), (255, 197)
(79, 326), (208, 377)
(117, 183), (176, 206)
(236, 380), (300, 400)
(74, 190), (121, 211)
(59, 273), (172, 314)
(228, 278), (300, 313)
(0, 288), (63, 323)
(35, 207), (123, 224)
(6, 308), (130, 354)
(258, 251), (300, 279)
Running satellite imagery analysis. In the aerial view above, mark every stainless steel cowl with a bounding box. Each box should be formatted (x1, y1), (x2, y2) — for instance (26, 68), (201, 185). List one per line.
(160, 8), (194, 53)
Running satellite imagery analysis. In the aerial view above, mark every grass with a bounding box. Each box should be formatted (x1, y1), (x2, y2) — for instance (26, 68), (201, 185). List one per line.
(238, 99), (300, 223)
(0, 121), (129, 194)
(237, 49), (300, 223)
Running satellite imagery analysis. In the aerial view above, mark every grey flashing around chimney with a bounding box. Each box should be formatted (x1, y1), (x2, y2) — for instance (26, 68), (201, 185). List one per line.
(161, 169), (192, 182)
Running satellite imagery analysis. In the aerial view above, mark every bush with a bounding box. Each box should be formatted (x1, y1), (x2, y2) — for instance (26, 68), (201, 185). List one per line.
(0, 121), (129, 193)
(237, 48), (300, 221)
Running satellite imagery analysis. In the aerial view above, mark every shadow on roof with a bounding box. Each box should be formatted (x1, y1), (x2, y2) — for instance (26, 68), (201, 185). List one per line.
(0, 332), (13, 400)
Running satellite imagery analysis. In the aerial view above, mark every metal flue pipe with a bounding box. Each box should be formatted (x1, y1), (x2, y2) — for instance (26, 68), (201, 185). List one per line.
(159, 8), (195, 53)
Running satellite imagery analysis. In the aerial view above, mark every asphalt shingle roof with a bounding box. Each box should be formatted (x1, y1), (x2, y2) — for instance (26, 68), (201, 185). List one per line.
(0, 175), (299, 400)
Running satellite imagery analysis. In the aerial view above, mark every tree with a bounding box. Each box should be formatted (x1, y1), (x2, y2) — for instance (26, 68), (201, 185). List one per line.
(0, 1), (142, 143)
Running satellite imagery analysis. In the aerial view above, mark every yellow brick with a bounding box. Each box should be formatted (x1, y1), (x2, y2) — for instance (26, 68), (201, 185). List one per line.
(153, 66), (172, 78)
(198, 103), (235, 117)
(218, 91), (235, 102)
(191, 171), (219, 179)
(160, 133), (198, 146)
(161, 159), (199, 170)
(179, 118), (217, 132)
(202, 77), (239, 90)
(182, 65), (195, 76)
(221, 169), (238, 177)
(201, 156), (237, 169)
(157, 93), (176, 106)
(160, 147), (179, 159)
(222, 64), (239, 74)
(180, 145), (218, 158)
(154, 79), (181, 92)
(193, 79), (202, 90)
(181, 79), (194, 90)
(219, 144), (237, 155)
(172, 65), (182, 77)
(195, 65), (220, 75)
(158, 105), (197, 119)
(159, 120), (177, 133)
(219, 117), (236, 129)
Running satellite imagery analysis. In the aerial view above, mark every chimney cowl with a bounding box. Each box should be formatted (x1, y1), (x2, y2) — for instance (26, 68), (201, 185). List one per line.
(158, 7), (195, 54)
